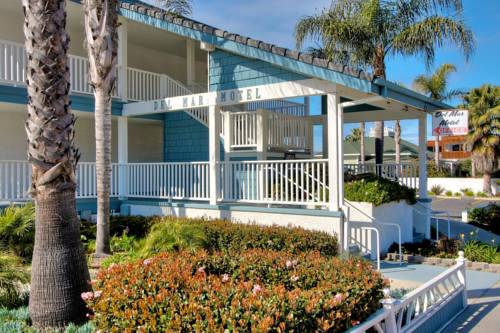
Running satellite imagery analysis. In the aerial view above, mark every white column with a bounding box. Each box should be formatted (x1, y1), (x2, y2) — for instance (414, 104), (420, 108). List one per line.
(337, 104), (344, 207)
(118, 116), (128, 198)
(327, 93), (339, 211)
(418, 114), (428, 198)
(209, 105), (221, 205)
(186, 39), (196, 88)
(117, 20), (128, 101)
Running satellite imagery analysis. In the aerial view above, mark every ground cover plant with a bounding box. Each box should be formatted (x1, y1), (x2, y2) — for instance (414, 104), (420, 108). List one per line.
(86, 249), (386, 332)
(344, 173), (416, 206)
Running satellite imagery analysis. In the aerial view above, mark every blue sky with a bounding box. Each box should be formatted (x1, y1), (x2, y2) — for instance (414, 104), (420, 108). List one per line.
(149, 0), (499, 144)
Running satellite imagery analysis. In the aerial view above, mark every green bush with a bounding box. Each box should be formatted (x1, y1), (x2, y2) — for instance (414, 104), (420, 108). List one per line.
(463, 240), (500, 264)
(476, 191), (488, 198)
(86, 250), (386, 332)
(454, 192), (462, 197)
(0, 254), (29, 309)
(344, 174), (416, 206)
(138, 220), (207, 257)
(468, 204), (500, 235)
(430, 184), (445, 196)
(445, 190), (453, 196)
(0, 204), (35, 261)
(460, 187), (474, 197)
(427, 161), (449, 177)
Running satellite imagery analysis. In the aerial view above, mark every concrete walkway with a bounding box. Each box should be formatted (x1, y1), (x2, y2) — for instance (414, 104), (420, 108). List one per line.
(380, 262), (500, 332)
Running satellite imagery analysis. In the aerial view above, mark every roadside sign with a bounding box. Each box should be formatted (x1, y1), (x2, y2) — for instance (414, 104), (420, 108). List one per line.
(432, 109), (468, 136)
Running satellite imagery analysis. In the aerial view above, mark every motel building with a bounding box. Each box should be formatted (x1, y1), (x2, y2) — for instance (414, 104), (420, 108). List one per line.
(0, 0), (452, 259)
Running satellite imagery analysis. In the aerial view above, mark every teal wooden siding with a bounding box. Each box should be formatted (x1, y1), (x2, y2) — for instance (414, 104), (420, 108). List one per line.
(163, 111), (225, 162)
(209, 50), (308, 91)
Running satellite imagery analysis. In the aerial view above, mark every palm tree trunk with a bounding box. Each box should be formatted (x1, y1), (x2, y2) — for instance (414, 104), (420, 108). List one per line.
(94, 89), (112, 255)
(83, 0), (119, 257)
(374, 121), (384, 166)
(483, 172), (492, 195)
(23, 0), (90, 328)
(373, 47), (386, 167)
(434, 135), (440, 166)
(395, 120), (401, 164)
(360, 122), (365, 164)
(395, 120), (401, 177)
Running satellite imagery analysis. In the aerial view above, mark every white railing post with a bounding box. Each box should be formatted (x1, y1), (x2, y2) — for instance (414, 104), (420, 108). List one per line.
(209, 105), (221, 205)
(418, 114), (428, 198)
(160, 74), (168, 98)
(457, 251), (468, 308)
(380, 289), (399, 333)
(257, 109), (269, 201)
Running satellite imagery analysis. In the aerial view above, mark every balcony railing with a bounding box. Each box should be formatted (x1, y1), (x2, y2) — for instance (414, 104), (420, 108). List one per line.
(344, 163), (419, 189)
(0, 38), (202, 102)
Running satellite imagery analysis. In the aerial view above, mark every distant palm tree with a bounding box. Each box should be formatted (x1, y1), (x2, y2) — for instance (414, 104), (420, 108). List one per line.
(295, 0), (474, 165)
(464, 85), (500, 194)
(360, 122), (365, 163)
(346, 127), (362, 143)
(413, 63), (465, 166)
(23, 0), (90, 328)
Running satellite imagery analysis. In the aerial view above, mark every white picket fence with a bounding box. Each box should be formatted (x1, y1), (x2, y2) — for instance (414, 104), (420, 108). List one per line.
(344, 163), (419, 189)
(268, 112), (311, 151)
(348, 252), (467, 333)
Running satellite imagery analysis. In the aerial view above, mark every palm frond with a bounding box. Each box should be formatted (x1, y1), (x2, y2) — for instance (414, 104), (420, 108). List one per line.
(391, 16), (475, 67)
(155, 0), (192, 16)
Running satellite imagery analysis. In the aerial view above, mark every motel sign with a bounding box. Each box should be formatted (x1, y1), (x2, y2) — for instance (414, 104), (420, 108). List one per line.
(432, 109), (469, 136)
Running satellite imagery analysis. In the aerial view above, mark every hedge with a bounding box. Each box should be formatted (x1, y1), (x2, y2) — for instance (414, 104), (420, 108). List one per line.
(344, 174), (416, 206)
(86, 250), (386, 332)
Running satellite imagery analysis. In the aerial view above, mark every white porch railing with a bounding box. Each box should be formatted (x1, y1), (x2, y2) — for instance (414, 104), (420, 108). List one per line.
(222, 110), (312, 151)
(219, 159), (328, 206)
(348, 252), (467, 333)
(123, 162), (210, 200)
(344, 163), (419, 189)
(246, 99), (306, 116)
(268, 112), (311, 151)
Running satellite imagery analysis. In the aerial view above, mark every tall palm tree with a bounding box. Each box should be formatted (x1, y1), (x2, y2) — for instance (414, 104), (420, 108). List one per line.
(295, 0), (474, 165)
(360, 122), (365, 163)
(83, 0), (193, 256)
(22, 0), (90, 328)
(346, 127), (362, 142)
(83, 0), (120, 257)
(464, 85), (500, 194)
(413, 63), (464, 165)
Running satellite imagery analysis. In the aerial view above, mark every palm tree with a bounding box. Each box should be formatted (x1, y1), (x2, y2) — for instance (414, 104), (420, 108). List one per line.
(83, 0), (193, 256)
(413, 63), (465, 166)
(360, 122), (365, 163)
(295, 0), (475, 165)
(464, 85), (500, 194)
(346, 127), (362, 142)
(22, 0), (90, 328)
(83, 0), (120, 257)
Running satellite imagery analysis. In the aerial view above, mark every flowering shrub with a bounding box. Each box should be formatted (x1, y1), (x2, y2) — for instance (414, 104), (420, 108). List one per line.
(86, 249), (386, 332)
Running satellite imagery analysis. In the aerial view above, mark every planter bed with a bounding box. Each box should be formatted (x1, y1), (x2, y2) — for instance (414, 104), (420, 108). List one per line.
(385, 252), (500, 273)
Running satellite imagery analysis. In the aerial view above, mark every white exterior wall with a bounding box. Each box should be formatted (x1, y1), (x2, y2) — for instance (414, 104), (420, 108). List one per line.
(427, 177), (498, 196)
(346, 200), (414, 259)
(128, 204), (343, 243)
(0, 109), (163, 163)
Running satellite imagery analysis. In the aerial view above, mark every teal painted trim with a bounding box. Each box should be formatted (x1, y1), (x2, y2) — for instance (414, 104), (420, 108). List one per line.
(118, 9), (373, 94)
(0, 85), (125, 116)
(76, 198), (121, 214)
(376, 79), (452, 111)
(123, 199), (343, 217)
